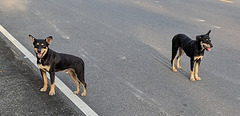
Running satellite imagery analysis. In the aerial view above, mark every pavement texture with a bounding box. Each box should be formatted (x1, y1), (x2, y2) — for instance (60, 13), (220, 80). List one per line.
(0, 36), (80, 115)
(1, 0), (240, 115)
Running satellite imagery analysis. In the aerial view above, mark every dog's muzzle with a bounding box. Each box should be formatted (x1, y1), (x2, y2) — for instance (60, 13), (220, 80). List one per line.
(36, 49), (45, 58)
(203, 43), (213, 51)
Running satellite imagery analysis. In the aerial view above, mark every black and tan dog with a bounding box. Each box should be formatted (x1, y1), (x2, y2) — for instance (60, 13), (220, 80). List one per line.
(171, 30), (213, 81)
(29, 35), (86, 96)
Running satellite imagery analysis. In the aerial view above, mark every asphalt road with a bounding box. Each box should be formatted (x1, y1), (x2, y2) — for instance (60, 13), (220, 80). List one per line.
(0, 0), (240, 115)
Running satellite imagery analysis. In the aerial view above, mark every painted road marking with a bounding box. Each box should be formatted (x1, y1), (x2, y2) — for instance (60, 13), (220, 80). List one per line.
(196, 19), (206, 22)
(219, 0), (234, 4)
(213, 25), (221, 29)
(194, 18), (221, 29)
(0, 25), (98, 116)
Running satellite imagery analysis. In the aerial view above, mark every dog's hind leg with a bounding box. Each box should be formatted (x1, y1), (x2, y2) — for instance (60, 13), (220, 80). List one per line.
(68, 70), (80, 95)
(190, 59), (196, 81)
(171, 47), (178, 72)
(81, 83), (87, 97)
(76, 69), (86, 96)
(80, 74), (86, 97)
(177, 48), (184, 69)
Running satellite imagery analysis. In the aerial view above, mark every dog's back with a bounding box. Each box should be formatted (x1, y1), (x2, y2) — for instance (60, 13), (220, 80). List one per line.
(172, 34), (195, 50)
(55, 52), (84, 71)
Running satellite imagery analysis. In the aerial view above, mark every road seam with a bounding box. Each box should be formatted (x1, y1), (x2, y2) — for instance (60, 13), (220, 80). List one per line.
(0, 25), (98, 116)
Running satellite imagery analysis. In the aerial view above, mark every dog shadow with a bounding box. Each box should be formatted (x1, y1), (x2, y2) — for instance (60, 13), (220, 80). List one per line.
(148, 53), (190, 80)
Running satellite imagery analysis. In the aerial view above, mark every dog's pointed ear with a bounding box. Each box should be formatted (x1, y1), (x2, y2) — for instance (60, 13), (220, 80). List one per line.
(29, 35), (35, 42)
(46, 36), (53, 45)
(206, 30), (211, 36)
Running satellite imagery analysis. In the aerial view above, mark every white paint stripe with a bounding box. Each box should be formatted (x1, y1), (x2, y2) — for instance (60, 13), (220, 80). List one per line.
(213, 25), (221, 29)
(196, 19), (205, 22)
(219, 0), (234, 4)
(0, 25), (98, 116)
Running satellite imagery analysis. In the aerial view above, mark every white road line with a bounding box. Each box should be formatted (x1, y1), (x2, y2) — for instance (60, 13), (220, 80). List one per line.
(213, 25), (221, 29)
(0, 25), (98, 116)
(219, 0), (234, 4)
(196, 19), (205, 22)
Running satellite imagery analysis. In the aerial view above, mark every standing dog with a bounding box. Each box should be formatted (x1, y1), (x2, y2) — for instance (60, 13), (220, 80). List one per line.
(29, 35), (86, 96)
(171, 30), (213, 81)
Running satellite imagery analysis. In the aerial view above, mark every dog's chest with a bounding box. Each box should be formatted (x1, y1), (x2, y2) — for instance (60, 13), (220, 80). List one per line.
(194, 56), (203, 61)
(37, 63), (50, 72)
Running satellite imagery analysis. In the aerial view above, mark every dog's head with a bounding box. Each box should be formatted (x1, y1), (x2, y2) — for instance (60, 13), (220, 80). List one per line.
(196, 30), (213, 51)
(29, 35), (53, 58)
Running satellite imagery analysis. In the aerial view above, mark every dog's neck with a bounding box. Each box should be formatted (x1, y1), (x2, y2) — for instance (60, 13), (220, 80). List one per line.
(196, 40), (205, 52)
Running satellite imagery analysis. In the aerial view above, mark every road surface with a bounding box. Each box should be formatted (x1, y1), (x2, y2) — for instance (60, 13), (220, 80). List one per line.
(0, 0), (239, 115)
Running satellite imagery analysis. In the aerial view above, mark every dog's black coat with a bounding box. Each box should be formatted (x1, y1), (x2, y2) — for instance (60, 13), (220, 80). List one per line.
(38, 49), (85, 85)
(30, 35), (86, 96)
(171, 30), (213, 81)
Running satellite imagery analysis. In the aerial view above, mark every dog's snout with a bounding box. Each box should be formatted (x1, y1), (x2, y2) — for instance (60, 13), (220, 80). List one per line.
(210, 43), (213, 48)
(37, 48), (41, 53)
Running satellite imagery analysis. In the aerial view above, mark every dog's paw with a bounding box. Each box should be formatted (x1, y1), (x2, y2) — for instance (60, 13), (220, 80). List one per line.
(81, 92), (86, 97)
(177, 66), (181, 69)
(49, 91), (55, 96)
(190, 77), (196, 82)
(74, 91), (79, 95)
(195, 76), (201, 81)
(172, 68), (177, 72)
(40, 87), (47, 92)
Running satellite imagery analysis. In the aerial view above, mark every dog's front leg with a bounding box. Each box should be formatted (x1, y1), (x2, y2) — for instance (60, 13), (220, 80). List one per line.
(40, 70), (48, 92)
(49, 71), (56, 96)
(190, 59), (195, 81)
(195, 60), (201, 80)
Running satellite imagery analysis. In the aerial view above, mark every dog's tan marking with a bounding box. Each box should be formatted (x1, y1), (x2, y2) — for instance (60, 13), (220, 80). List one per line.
(195, 62), (201, 80)
(176, 58), (181, 69)
(34, 47), (48, 58)
(29, 35), (35, 42)
(176, 59), (182, 69)
(63, 68), (73, 73)
(200, 41), (204, 50)
(202, 43), (211, 48)
(40, 71), (48, 92)
(38, 64), (50, 72)
(46, 36), (53, 44)
(81, 83), (87, 96)
(36, 43), (39, 45)
(41, 47), (48, 57)
(190, 70), (195, 81)
(177, 48), (184, 69)
(49, 83), (55, 96)
(68, 69), (80, 95)
(172, 57), (177, 72)
(200, 41), (211, 51)
(34, 48), (38, 53)
(194, 56), (203, 61)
